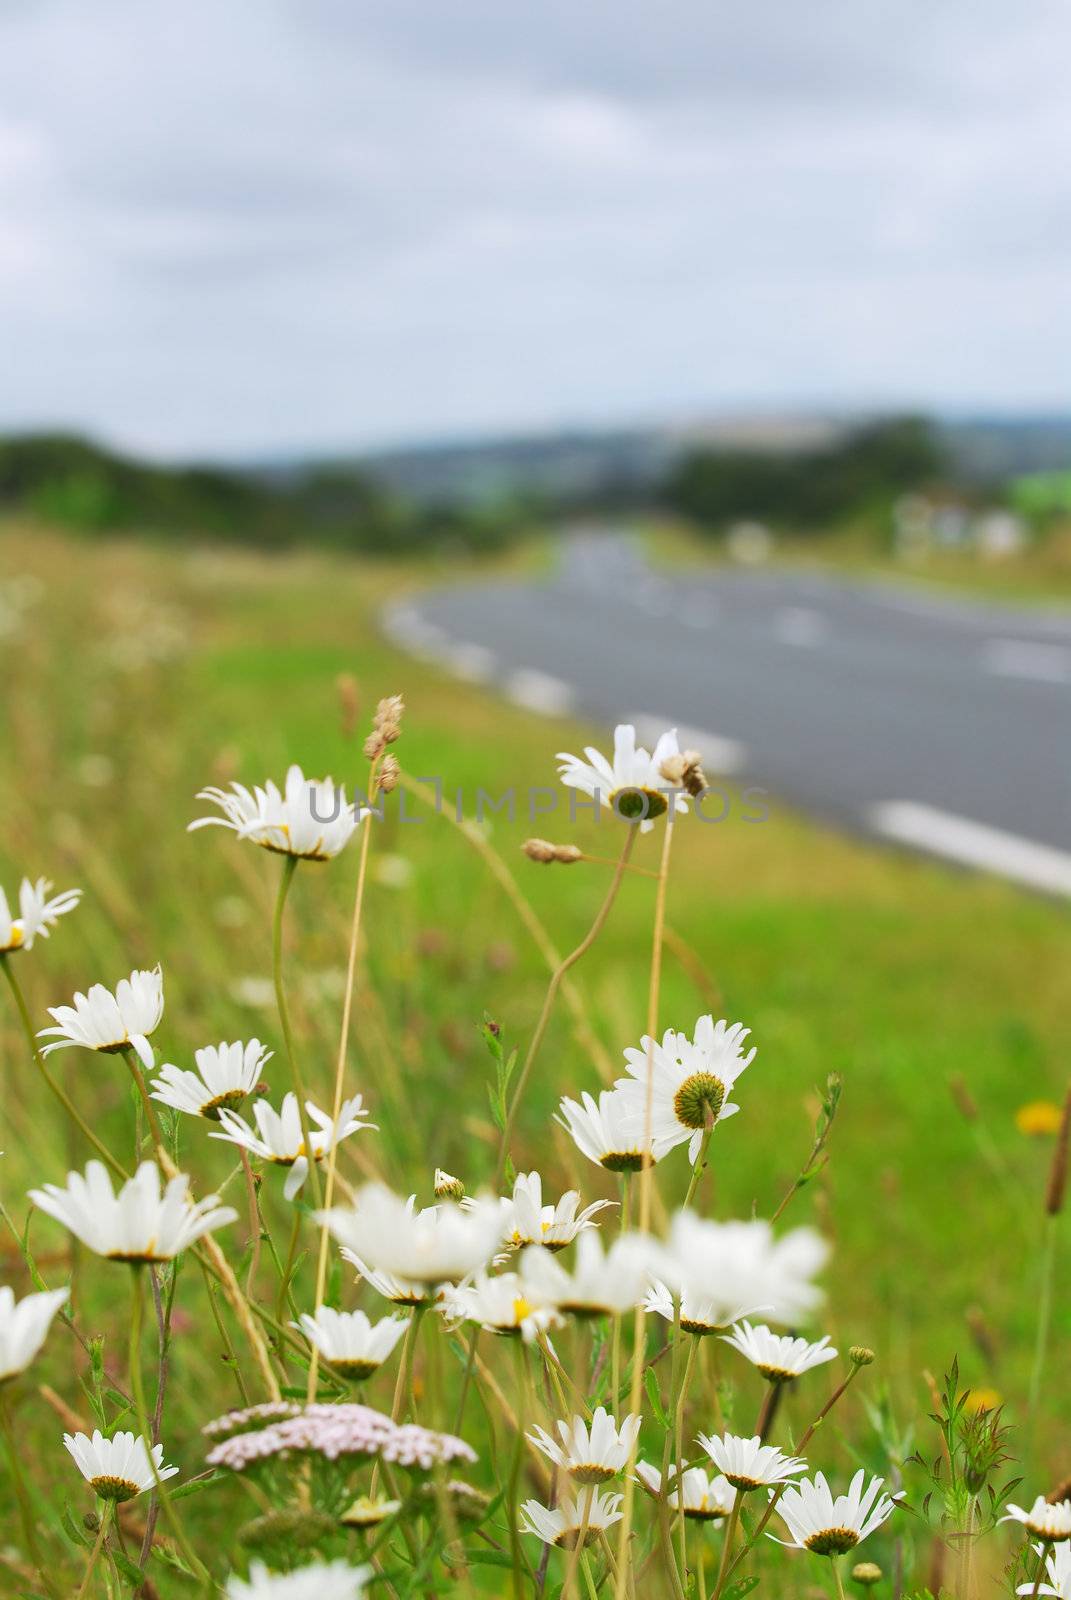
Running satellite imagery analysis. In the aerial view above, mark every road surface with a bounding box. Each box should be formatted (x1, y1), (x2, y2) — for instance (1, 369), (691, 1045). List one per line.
(383, 532), (1071, 895)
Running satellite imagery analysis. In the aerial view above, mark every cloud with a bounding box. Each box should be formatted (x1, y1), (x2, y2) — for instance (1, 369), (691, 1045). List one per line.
(0, 0), (1069, 456)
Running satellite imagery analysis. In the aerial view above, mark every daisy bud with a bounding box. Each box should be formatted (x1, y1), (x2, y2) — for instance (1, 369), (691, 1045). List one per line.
(522, 839), (582, 864)
(852, 1562), (883, 1586)
(1044, 1084), (1071, 1216)
(434, 1169), (465, 1201)
(336, 673), (360, 738)
(849, 1345), (875, 1367)
(378, 754), (400, 793)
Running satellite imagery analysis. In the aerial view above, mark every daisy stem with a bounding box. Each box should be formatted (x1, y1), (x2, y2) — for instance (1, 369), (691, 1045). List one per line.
(76, 1503), (111, 1600)
(614, 814), (675, 1600)
(674, 1338), (699, 1569)
(0, 955), (127, 1180)
(120, 1045), (165, 1152)
(0, 1386), (61, 1600)
(308, 758), (379, 1405)
(507, 1340), (528, 1600)
(271, 854), (322, 1209)
(275, 1205), (303, 1326)
(832, 1555), (848, 1600)
(495, 824), (637, 1185)
(562, 1499), (594, 1599)
(709, 1498), (742, 1600)
(239, 1149), (261, 1299)
(128, 1265), (209, 1586)
(683, 1127), (715, 1211)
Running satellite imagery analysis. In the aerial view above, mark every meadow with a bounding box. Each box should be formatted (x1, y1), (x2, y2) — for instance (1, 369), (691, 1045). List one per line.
(0, 518), (1068, 1598)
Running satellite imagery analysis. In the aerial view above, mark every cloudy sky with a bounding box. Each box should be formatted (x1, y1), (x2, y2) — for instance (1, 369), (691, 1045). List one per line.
(2, 0), (1069, 459)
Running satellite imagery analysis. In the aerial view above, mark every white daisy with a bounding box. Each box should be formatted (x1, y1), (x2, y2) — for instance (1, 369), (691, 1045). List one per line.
(64, 1429), (179, 1502)
(190, 764), (362, 861)
(520, 1487), (623, 1548)
(210, 1092), (372, 1201)
(557, 723), (688, 832)
(29, 1160), (237, 1262)
(38, 966), (164, 1070)
(528, 1408), (641, 1485)
(499, 1171), (613, 1251)
(1003, 1499), (1071, 1543)
(666, 1213), (828, 1328)
(1017, 1542), (1071, 1595)
(225, 1559), (372, 1598)
(293, 1307), (409, 1379)
(0, 1286), (69, 1381)
(557, 1089), (668, 1174)
(635, 1462), (736, 1521)
(151, 1039), (271, 1120)
(722, 1321), (838, 1382)
(615, 1016), (755, 1163)
(319, 1184), (504, 1292)
(442, 1272), (563, 1343)
(520, 1231), (667, 1318)
(645, 1280), (763, 1338)
(771, 1469), (897, 1555)
(697, 1432), (807, 1492)
(0, 877), (81, 954)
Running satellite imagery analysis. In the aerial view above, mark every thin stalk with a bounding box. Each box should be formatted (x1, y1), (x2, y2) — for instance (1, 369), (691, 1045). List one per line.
(507, 1341), (528, 1600)
(128, 1266), (210, 1585)
(308, 766), (378, 1403)
(1028, 1213), (1057, 1420)
(76, 1504), (112, 1600)
(276, 1206), (303, 1325)
(833, 1556), (848, 1600)
(271, 855), (322, 1208)
(710, 1498), (742, 1600)
(0, 1386), (61, 1600)
(1, 955), (127, 1179)
(120, 1045), (165, 1152)
(683, 1126), (714, 1212)
(240, 1149), (261, 1299)
(562, 1497), (595, 1599)
(614, 816), (675, 1599)
(496, 824), (637, 1183)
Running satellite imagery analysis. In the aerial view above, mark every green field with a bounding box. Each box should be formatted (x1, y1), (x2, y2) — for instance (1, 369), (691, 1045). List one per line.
(1, 519), (1068, 1594)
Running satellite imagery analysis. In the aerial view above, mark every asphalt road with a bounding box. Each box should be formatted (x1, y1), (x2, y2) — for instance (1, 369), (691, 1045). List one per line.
(384, 532), (1071, 894)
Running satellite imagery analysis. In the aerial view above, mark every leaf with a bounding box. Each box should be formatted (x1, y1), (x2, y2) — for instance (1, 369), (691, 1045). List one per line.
(722, 1579), (760, 1600)
(644, 1368), (669, 1428)
(59, 1505), (92, 1551)
(170, 1470), (227, 1501)
(110, 1549), (148, 1586)
(464, 1550), (516, 1568)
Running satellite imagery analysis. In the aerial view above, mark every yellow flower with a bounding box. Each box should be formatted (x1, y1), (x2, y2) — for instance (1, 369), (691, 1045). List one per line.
(1015, 1101), (1064, 1137)
(964, 1387), (1002, 1414)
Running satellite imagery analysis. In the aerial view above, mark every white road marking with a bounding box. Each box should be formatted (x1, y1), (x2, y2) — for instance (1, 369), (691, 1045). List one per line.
(981, 638), (1071, 684)
(629, 714), (747, 776)
(869, 801), (1071, 897)
(505, 668), (576, 716)
(774, 606), (828, 647)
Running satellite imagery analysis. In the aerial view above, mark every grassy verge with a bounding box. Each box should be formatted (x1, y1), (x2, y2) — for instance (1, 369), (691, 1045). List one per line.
(1, 519), (1068, 1585)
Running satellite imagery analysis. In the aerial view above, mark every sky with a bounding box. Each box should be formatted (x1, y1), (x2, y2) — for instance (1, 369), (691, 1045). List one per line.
(1, 0), (1070, 460)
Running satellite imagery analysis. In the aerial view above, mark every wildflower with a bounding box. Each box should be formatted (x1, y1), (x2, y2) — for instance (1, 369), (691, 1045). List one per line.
(1016, 1101), (1065, 1137)
(557, 1088), (668, 1173)
(770, 1470), (897, 1555)
(635, 1462), (736, 1521)
(64, 1429), (178, 1501)
(189, 764), (362, 861)
(499, 1170), (612, 1251)
(340, 1495), (402, 1529)
(1002, 1498), (1071, 1542)
(29, 1160), (237, 1262)
(0, 1286), (68, 1381)
(665, 1213), (828, 1327)
(151, 1039), (272, 1120)
(293, 1308), (409, 1380)
(442, 1272), (563, 1342)
(205, 1402), (475, 1474)
(721, 1321), (838, 1382)
(697, 1432), (807, 1491)
(1016, 1542), (1071, 1597)
(520, 1487), (624, 1548)
(38, 966), (164, 1069)
(556, 723), (688, 830)
(211, 1092), (372, 1201)
(224, 1560), (372, 1599)
(646, 1280), (758, 1337)
(528, 1408), (641, 1484)
(204, 1402), (303, 1441)
(615, 1017), (755, 1162)
(520, 1231), (667, 1318)
(0, 877), (81, 954)
(318, 1185), (504, 1293)
(434, 1169), (465, 1201)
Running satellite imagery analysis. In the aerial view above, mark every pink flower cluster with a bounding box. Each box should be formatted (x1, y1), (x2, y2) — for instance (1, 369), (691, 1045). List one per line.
(204, 1401), (477, 1474)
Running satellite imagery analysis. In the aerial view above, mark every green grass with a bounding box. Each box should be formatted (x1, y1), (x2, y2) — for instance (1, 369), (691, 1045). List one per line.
(1, 519), (1069, 1593)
